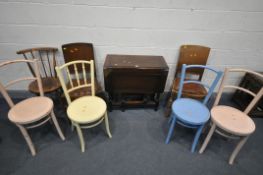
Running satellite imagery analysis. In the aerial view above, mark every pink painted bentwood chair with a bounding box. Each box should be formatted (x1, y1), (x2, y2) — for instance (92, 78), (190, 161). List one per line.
(0, 59), (65, 156)
(199, 68), (263, 165)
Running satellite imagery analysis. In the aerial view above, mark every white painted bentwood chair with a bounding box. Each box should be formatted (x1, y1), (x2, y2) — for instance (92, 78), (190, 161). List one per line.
(0, 59), (65, 156)
(55, 60), (112, 152)
(199, 68), (263, 165)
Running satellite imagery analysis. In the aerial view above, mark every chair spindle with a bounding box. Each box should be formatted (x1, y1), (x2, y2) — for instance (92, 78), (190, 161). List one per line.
(74, 64), (80, 86)
(82, 63), (87, 85)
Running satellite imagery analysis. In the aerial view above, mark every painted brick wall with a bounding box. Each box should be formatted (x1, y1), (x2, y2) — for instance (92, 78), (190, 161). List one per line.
(0, 0), (263, 90)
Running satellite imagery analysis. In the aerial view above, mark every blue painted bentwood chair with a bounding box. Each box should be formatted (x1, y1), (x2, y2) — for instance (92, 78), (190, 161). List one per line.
(165, 64), (223, 152)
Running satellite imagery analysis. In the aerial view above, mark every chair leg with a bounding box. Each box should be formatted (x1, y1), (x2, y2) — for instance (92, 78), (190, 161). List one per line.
(71, 121), (74, 131)
(66, 114), (74, 131)
(191, 125), (205, 153)
(199, 123), (216, 154)
(165, 115), (177, 144)
(168, 114), (173, 124)
(229, 136), (249, 165)
(104, 112), (112, 138)
(165, 95), (174, 117)
(50, 110), (65, 141)
(75, 123), (85, 152)
(16, 124), (36, 156)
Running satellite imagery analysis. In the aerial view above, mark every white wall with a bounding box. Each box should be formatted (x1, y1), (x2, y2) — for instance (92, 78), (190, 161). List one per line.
(0, 0), (263, 90)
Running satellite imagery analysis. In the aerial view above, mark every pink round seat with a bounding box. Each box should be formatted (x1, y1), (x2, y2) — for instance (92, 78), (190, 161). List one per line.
(8, 96), (53, 124)
(211, 105), (255, 136)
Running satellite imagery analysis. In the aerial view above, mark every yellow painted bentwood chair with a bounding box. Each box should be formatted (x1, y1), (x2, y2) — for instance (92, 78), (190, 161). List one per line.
(55, 60), (112, 152)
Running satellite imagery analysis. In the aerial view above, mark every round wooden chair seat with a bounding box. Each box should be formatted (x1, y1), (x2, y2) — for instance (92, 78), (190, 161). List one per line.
(172, 78), (207, 99)
(8, 97), (53, 124)
(172, 98), (210, 125)
(67, 96), (106, 124)
(29, 77), (60, 93)
(211, 105), (256, 136)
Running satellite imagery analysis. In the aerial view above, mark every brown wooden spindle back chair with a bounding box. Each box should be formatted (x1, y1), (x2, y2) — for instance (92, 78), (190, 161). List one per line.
(61, 43), (103, 101)
(16, 47), (60, 94)
(165, 45), (210, 117)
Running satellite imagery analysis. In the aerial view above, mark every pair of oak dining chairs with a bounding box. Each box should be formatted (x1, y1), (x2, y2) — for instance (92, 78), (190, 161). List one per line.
(16, 43), (105, 101)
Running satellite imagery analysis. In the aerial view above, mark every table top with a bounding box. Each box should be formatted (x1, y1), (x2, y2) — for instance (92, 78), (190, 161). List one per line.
(104, 54), (168, 69)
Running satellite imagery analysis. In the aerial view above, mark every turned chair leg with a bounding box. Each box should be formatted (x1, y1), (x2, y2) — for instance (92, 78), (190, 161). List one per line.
(165, 115), (177, 144)
(199, 123), (216, 154)
(50, 110), (65, 141)
(191, 125), (204, 153)
(75, 123), (85, 153)
(104, 112), (112, 138)
(229, 136), (249, 165)
(17, 124), (36, 156)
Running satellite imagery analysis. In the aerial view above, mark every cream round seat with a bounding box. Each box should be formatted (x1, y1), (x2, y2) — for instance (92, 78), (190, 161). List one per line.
(8, 96), (53, 124)
(211, 105), (255, 136)
(67, 96), (107, 124)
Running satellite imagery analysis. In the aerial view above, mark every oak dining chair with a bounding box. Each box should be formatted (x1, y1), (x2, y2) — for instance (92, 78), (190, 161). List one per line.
(199, 68), (263, 165)
(16, 47), (60, 95)
(55, 60), (112, 152)
(165, 64), (223, 152)
(165, 45), (210, 117)
(61, 43), (104, 101)
(0, 59), (65, 156)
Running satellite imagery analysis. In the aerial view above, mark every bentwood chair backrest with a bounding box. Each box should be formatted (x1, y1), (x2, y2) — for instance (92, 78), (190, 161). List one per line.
(213, 68), (263, 114)
(0, 59), (43, 108)
(55, 60), (95, 105)
(17, 47), (58, 78)
(177, 64), (223, 104)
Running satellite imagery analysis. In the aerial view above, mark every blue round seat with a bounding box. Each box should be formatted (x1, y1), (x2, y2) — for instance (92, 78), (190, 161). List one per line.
(172, 98), (210, 125)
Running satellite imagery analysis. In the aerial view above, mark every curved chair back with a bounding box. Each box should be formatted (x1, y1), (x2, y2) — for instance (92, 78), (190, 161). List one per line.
(175, 45), (210, 81)
(55, 60), (95, 105)
(177, 64), (223, 104)
(0, 59), (43, 107)
(17, 47), (58, 78)
(214, 68), (263, 114)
